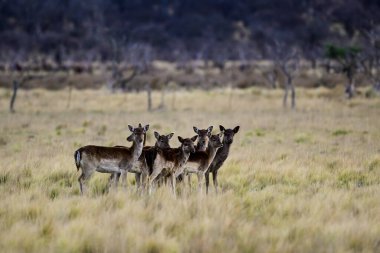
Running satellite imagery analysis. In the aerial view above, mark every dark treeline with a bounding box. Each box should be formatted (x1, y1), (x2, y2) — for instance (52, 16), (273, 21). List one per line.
(0, 0), (379, 62)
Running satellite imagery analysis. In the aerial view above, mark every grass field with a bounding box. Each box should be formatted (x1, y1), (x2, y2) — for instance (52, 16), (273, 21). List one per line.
(0, 87), (379, 253)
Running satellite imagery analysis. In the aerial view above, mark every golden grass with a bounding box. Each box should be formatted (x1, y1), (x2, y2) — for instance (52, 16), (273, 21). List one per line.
(0, 87), (380, 253)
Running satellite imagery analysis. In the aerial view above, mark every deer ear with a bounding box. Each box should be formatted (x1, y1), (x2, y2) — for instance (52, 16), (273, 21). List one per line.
(128, 125), (134, 132)
(191, 135), (198, 142)
(154, 131), (160, 139)
(126, 134), (133, 142)
(207, 126), (213, 136)
(219, 125), (225, 132)
(167, 133), (174, 139)
(143, 124), (149, 132)
(233, 126), (240, 133)
(193, 126), (199, 134)
(178, 136), (184, 143)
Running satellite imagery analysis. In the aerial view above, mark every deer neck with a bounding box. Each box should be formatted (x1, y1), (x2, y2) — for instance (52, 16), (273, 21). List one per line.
(218, 140), (231, 158)
(155, 142), (170, 149)
(179, 147), (191, 167)
(196, 143), (207, 152)
(131, 141), (143, 161)
(206, 144), (218, 163)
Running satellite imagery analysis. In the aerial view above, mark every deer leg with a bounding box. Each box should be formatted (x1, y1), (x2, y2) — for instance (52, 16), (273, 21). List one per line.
(197, 172), (203, 194)
(108, 174), (114, 189)
(158, 175), (163, 187)
(205, 171), (210, 195)
(110, 173), (120, 190)
(212, 171), (218, 194)
(149, 169), (162, 194)
(170, 174), (177, 198)
(112, 173), (121, 189)
(78, 173), (85, 195)
(141, 172), (148, 193)
(135, 173), (141, 191)
(187, 173), (192, 193)
(120, 170), (128, 189)
(78, 170), (93, 195)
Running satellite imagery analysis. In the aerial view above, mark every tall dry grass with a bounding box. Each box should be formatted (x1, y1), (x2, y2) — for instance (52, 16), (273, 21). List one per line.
(0, 87), (379, 252)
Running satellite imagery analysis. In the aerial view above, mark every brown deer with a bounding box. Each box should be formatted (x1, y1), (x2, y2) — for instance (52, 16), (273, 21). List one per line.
(206, 125), (239, 194)
(176, 133), (223, 193)
(149, 136), (197, 197)
(177, 126), (213, 183)
(110, 131), (174, 190)
(74, 124), (149, 194)
(193, 126), (213, 151)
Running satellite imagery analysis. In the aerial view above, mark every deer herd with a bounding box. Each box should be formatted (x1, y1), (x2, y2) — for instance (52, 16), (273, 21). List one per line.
(74, 124), (240, 197)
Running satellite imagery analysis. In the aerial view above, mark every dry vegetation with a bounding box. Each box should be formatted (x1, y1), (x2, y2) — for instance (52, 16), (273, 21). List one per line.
(0, 87), (379, 253)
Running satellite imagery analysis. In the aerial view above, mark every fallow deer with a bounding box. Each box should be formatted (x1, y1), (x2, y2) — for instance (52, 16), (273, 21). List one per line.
(177, 126), (213, 183)
(176, 133), (223, 193)
(149, 136), (197, 197)
(206, 125), (240, 194)
(110, 131), (174, 190)
(193, 126), (213, 151)
(74, 124), (149, 194)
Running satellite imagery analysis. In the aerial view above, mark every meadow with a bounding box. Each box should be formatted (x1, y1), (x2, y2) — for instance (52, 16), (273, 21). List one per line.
(0, 87), (379, 253)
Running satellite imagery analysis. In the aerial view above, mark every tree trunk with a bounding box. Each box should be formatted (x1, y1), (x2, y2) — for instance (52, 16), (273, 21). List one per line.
(291, 82), (296, 109)
(283, 75), (293, 108)
(10, 80), (19, 113)
(345, 77), (355, 99)
(325, 60), (332, 74)
(283, 85), (289, 108)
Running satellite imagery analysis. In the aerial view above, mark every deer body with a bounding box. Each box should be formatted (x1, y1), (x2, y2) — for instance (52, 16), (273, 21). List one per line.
(177, 126), (213, 184)
(206, 125), (239, 194)
(110, 132), (173, 190)
(149, 136), (197, 197)
(74, 124), (149, 194)
(178, 133), (223, 193)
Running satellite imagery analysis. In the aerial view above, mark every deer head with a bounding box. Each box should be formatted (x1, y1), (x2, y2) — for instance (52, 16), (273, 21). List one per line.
(219, 125), (239, 145)
(209, 133), (223, 149)
(126, 123), (149, 146)
(178, 135), (197, 154)
(154, 131), (174, 149)
(193, 126), (213, 151)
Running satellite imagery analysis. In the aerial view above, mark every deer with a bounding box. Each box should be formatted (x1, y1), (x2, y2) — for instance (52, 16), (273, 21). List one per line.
(193, 126), (213, 151)
(149, 135), (197, 197)
(176, 133), (223, 193)
(176, 126), (213, 184)
(206, 125), (240, 194)
(74, 124), (149, 195)
(110, 131), (174, 190)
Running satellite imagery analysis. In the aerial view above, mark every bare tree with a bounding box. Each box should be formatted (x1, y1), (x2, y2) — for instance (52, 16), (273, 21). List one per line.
(263, 66), (279, 89)
(10, 80), (19, 113)
(126, 43), (155, 110)
(269, 42), (299, 108)
(325, 44), (361, 98)
(360, 28), (380, 92)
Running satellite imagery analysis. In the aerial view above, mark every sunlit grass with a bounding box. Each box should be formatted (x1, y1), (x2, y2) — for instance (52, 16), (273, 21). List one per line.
(0, 87), (379, 252)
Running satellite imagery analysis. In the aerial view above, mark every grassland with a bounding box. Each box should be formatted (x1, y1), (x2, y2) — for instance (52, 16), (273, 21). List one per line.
(0, 87), (379, 253)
